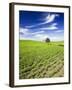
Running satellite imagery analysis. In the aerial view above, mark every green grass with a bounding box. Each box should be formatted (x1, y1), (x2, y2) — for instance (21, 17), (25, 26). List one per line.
(19, 40), (64, 79)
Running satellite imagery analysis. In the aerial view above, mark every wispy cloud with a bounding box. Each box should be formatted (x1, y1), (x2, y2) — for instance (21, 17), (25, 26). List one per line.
(44, 14), (59, 23)
(40, 26), (58, 30)
(19, 28), (29, 35)
(31, 31), (45, 35)
(40, 23), (58, 30)
(55, 30), (64, 33)
(26, 14), (59, 28)
(19, 28), (45, 36)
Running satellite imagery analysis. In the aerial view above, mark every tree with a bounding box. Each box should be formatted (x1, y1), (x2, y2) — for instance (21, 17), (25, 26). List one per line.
(45, 38), (50, 43)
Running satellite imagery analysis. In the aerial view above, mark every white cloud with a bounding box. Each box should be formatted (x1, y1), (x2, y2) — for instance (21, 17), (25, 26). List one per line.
(26, 14), (59, 28)
(55, 30), (64, 33)
(19, 28), (45, 36)
(41, 26), (58, 30)
(34, 34), (48, 39)
(51, 23), (58, 26)
(31, 30), (45, 35)
(37, 23), (58, 30)
(19, 28), (29, 35)
(45, 14), (56, 23)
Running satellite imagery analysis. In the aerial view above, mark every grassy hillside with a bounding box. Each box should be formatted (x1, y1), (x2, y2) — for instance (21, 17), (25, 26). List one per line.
(19, 40), (64, 79)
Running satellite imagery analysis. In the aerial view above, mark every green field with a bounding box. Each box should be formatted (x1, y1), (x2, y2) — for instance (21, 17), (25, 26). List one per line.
(19, 40), (64, 79)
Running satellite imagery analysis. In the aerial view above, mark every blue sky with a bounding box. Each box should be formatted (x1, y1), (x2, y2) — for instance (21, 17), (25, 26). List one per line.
(19, 11), (64, 41)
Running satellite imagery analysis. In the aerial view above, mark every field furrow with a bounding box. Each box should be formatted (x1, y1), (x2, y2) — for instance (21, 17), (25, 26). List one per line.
(19, 40), (64, 79)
